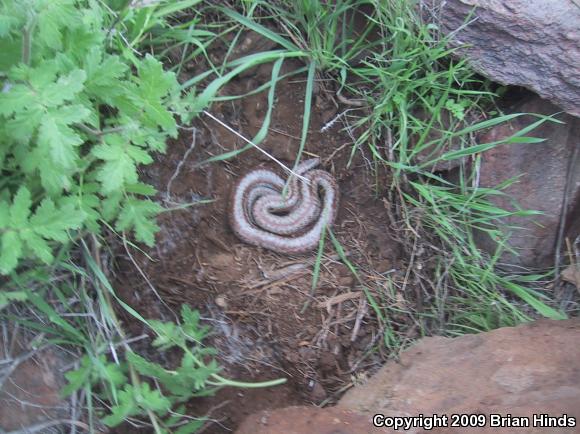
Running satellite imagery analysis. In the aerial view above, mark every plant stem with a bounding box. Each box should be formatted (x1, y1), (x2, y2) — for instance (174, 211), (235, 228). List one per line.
(208, 374), (286, 389)
(22, 26), (32, 65)
(76, 123), (126, 137)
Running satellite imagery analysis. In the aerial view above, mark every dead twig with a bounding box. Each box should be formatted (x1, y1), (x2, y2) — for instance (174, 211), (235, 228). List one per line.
(317, 291), (362, 310)
(0, 419), (90, 434)
(351, 296), (368, 342)
(0, 343), (48, 391)
(165, 126), (198, 204)
(554, 134), (579, 278)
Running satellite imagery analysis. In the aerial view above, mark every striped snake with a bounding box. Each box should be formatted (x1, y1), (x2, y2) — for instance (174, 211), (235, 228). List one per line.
(229, 159), (339, 254)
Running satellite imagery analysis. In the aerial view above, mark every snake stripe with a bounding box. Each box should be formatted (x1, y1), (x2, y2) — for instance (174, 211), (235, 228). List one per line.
(229, 159), (339, 254)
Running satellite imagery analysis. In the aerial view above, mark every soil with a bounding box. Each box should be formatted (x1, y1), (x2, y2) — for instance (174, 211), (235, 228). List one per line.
(112, 38), (405, 433)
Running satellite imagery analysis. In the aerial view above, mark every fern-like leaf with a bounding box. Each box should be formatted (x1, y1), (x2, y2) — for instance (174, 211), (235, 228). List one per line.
(116, 198), (162, 246)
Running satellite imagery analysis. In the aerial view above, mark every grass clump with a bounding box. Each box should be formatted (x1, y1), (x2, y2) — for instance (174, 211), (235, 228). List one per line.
(189, 0), (567, 345)
(5, 241), (283, 433)
(337, 1), (567, 332)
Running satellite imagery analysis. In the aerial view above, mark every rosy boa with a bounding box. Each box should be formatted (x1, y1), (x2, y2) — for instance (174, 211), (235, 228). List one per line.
(229, 158), (339, 254)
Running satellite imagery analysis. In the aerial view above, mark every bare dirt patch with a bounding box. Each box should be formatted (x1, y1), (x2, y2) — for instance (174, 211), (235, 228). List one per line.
(112, 57), (404, 432)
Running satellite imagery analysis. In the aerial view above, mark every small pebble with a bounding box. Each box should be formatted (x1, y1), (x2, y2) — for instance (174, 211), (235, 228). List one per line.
(215, 295), (228, 309)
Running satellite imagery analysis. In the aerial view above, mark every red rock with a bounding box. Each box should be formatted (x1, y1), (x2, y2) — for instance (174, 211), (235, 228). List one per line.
(339, 319), (580, 433)
(473, 96), (579, 268)
(237, 320), (580, 434)
(235, 406), (386, 434)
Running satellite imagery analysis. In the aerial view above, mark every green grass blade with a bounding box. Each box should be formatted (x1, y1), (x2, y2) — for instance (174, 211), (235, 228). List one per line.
(219, 7), (299, 52)
(294, 61), (316, 167)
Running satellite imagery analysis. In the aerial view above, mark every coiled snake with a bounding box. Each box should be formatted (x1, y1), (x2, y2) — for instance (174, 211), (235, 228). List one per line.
(229, 159), (339, 254)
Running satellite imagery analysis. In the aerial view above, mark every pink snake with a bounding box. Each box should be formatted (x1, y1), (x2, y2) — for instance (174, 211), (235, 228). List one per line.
(229, 159), (339, 254)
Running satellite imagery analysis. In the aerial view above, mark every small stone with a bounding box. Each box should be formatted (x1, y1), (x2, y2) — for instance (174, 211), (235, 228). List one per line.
(215, 295), (228, 309)
(308, 381), (328, 402)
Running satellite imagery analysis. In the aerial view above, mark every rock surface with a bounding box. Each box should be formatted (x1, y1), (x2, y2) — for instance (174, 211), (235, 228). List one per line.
(235, 406), (386, 434)
(236, 319), (580, 434)
(421, 0), (580, 117)
(340, 319), (580, 431)
(474, 95), (579, 269)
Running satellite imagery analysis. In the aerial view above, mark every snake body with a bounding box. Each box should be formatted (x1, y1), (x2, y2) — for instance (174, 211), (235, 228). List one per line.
(229, 159), (339, 254)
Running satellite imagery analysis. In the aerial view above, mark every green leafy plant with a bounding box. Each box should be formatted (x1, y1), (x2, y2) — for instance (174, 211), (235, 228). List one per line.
(0, 0), (194, 274)
(0, 186), (84, 273)
(0, 1), (241, 431)
(60, 304), (221, 431)
(4, 246), (285, 433)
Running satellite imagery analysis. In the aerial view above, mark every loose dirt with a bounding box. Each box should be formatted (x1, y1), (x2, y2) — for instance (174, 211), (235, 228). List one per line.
(113, 51), (404, 433)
